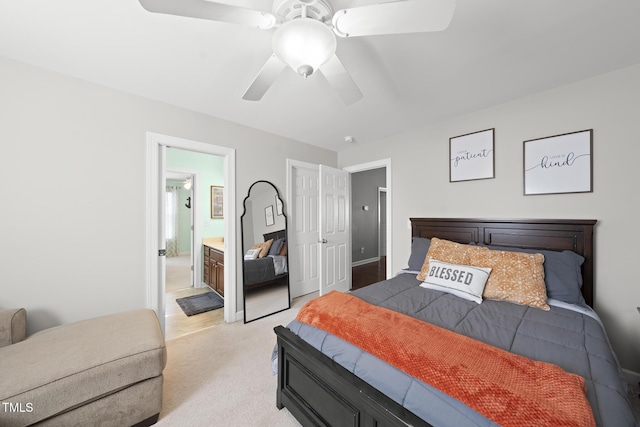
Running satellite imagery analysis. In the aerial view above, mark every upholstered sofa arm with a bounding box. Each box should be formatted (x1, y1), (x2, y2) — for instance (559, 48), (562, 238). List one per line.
(0, 308), (27, 348)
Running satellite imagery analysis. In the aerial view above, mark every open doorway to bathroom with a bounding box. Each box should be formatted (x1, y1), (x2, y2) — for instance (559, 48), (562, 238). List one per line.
(164, 148), (226, 340)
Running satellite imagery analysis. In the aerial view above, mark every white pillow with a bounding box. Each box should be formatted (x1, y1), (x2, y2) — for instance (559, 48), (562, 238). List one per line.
(420, 259), (492, 304)
(244, 248), (261, 260)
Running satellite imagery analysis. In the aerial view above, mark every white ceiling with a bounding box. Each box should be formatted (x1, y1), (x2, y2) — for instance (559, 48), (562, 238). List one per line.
(1, 0), (639, 152)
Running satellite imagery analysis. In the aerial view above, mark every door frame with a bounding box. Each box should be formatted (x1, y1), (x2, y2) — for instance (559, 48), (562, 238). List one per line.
(343, 159), (392, 279)
(166, 168), (200, 288)
(377, 187), (387, 258)
(147, 132), (237, 332)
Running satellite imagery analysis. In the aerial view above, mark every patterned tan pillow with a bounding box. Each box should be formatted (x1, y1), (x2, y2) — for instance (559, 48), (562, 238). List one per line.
(259, 239), (274, 258)
(470, 249), (549, 311)
(279, 242), (287, 256)
(417, 238), (489, 281)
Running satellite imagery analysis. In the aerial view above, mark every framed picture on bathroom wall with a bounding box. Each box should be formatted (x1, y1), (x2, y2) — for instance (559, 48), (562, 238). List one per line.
(523, 129), (593, 195)
(211, 186), (224, 218)
(449, 128), (495, 182)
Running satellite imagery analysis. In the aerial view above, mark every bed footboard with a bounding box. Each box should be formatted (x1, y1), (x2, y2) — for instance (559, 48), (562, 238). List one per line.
(274, 326), (431, 427)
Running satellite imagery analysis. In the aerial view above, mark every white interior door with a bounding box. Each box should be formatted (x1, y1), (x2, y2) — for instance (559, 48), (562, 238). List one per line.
(188, 180), (195, 286)
(156, 145), (167, 326)
(288, 162), (320, 298)
(319, 165), (351, 295)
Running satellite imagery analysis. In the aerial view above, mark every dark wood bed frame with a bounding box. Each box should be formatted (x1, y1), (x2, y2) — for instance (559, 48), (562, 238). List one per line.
(274, 218), (596, 427)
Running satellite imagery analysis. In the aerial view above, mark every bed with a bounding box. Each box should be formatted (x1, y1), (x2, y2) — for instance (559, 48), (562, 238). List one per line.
(274, 218), (637, 427)
(243, 229), (288, 290)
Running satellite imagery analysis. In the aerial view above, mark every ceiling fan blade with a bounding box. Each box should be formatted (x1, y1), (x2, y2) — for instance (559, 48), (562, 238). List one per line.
(332, 0), (456, 38)
(242, 54), (286, 101)
(139, 0), (276, 29)
(321, 55), (363, 105)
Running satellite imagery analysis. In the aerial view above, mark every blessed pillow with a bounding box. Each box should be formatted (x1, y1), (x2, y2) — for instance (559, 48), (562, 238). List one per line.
(244, 248), (260, 260)
(417, 238), (489, 281)
(470, 249), (550, 311)
(420, 259), (491, 304)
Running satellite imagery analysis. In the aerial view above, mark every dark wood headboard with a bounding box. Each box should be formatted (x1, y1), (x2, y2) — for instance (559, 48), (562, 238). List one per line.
(410, 218), (597, 307)
(264, 229), (286, 242)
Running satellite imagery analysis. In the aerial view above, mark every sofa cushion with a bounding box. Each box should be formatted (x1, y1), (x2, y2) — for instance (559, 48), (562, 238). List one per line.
(0, 309), (166, 426)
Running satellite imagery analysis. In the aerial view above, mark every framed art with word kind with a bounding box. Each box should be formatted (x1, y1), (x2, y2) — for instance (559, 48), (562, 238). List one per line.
(523, 129), (593, 195)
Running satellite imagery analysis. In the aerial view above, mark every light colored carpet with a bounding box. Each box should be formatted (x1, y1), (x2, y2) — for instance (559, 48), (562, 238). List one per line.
(159, 289), (640, 426)
(158, 293), (316, 426)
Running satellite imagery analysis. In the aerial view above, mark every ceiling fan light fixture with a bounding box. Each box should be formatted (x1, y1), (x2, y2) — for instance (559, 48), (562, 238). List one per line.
(272, 18), (336, 78)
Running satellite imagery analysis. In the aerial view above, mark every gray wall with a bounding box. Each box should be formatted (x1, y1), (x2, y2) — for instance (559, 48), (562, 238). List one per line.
(351, 168), (386, 263)
(339, 63), (640, 374)
(0, 56), (336, 334)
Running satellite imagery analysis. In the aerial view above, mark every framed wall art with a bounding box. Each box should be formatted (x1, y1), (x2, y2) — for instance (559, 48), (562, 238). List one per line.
(265, 205), (275, 226)
(211, 185), (224, 218)
(450, 128), (495, 182)
(523, 129), (593, 196)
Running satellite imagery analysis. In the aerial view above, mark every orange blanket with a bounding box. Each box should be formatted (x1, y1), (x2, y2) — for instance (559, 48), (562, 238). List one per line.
(296, 291), (595, 427)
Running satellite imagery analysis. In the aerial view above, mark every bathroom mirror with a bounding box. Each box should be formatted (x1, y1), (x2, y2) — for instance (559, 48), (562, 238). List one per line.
(241, 180), (291, 323)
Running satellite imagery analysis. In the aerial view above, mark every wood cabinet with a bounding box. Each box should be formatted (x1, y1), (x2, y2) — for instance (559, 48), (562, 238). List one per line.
(204, 245), (224, 297)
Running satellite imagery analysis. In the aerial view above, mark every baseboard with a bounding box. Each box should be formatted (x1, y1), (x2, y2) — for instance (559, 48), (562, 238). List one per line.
(352, 257), (380, 268)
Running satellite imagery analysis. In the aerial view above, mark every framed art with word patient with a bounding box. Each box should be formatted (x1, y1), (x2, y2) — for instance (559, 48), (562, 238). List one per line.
(523, 129), (593, 196)
(449, 128), (495, 182)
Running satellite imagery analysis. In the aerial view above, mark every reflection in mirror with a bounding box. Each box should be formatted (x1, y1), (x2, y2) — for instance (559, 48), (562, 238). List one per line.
(241, 181), (291, 323)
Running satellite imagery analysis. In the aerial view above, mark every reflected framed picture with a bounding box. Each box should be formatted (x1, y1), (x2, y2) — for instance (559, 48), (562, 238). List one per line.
(275, 195), (283, 215)
(265, 205), (275, 226)
(450, 128), (495, 182)
(523, 129), (593, 195)
(211, 186), (224, 218)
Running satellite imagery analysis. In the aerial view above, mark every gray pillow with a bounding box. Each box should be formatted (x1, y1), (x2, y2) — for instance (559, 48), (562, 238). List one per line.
(407, 237), (431, 271)
(486, 245), (585, 306)
(268, 238), (284, 256)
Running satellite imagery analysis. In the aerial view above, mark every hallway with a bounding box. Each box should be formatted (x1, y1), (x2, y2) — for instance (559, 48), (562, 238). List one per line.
(351, 256), (386, 290)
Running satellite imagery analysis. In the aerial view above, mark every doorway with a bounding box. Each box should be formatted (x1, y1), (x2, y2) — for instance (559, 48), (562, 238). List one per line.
(146, 133), (237, 335)
(165, 170), (196, 291)
(344, 160), (392, 288)
(163, 154), (225, 340)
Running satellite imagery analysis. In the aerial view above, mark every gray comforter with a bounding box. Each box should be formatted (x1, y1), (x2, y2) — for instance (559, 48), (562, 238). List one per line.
(243, 257), (276, 286)
(285, 272), (637, 427)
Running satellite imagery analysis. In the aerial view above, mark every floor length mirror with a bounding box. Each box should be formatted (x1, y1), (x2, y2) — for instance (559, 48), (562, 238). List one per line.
(241, 180), (291, 323)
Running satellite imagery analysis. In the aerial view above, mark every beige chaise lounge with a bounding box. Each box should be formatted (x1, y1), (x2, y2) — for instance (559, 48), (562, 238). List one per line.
(0, 307), (166, 427)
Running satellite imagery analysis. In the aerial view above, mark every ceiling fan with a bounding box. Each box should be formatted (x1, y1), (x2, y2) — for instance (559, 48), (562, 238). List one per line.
(138, 0), (456, 105)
